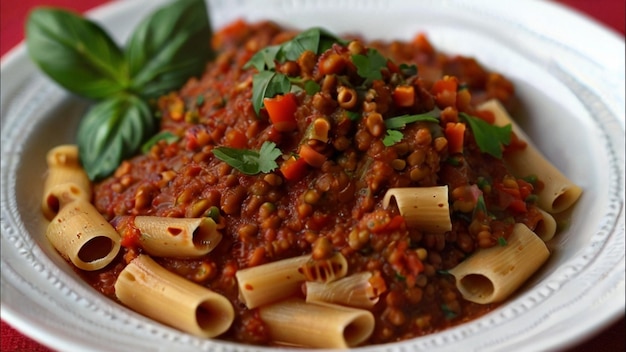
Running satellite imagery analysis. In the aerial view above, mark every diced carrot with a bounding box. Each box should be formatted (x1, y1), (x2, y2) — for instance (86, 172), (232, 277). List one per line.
(445, 122), (465, 154)
(280, 155), (308, 182)
(393, 85), (415, 107)
(432, 76), (458, 108)
(224, 129), (247, 148)
(264, 93), (298, 132)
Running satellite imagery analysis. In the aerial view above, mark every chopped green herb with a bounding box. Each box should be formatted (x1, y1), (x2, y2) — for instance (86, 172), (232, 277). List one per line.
(473, 194), (488, 217)
(384, 111), (439, 129)
(141, 131), (180, 153)
(399, 63), (418, 77)
(523, 174), (538, 184)
(196, 95), (204, 106)
(382, 129), (403, 147)
(441, 304), (458, 320)
(351, 48), (388, 82)
(213, 141), (282, 175)
(497, 237), (508, 246)
(476, 176), (491, 190)
(346, 111), (361, 121)
(525, 194), (538, 203)
(251, 71), (292, 114)
(304, 80), (321, 95)
(243, 44), (281, 71)
(460, 112), (512, 159)
(446, 157), (461, 166)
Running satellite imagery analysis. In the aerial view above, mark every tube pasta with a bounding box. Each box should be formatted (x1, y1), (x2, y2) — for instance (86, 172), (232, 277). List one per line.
(382, 186), (451, 233)
(534, 207), (557, 242)
(479, 99), (582, 213)
(236, 255), (310, 309)
(42, 145), (92, 220)
(298, 252), (348, 283)
(258, 298), (374, 348)
(115, 255), (234, 338)
(448, 223), (549, 304)
(305, 272), (379, 309)
(133, 216), (222, 257)
(46, 199), (120, 271)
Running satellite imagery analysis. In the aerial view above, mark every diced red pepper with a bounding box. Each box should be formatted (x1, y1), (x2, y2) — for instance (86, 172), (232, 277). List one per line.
(264, 93), (298, 132)
(298, 144), (326, 168)
(445, 122), (465, 154)
(392, 85), (415, 107)
(280, 155), (308, 182)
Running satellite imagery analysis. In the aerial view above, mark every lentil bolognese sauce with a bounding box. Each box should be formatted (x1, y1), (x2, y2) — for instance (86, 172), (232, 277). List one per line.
(85, 19), (547, 346)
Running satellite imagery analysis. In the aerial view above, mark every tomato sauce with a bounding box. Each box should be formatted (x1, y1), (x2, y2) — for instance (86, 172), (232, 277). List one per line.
(86, 20), (543, 346)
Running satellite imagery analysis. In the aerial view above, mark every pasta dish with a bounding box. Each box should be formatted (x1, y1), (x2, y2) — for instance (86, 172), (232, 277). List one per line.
(39, 17), (581, 348)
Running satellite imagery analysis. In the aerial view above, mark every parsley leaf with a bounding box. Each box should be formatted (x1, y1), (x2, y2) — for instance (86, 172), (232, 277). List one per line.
(213, 141), (282, 175)
(383, 129), (403, 147)
(460, 112), (512, 158)
(384, 111), (439, 129)
(351, 48), (388, 82)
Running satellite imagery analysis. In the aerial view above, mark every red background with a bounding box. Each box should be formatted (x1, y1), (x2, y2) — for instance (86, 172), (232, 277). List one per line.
(1, 1), (624, 351)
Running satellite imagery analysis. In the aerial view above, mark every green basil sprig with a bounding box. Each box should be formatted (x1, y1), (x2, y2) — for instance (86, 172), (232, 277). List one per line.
(26, 0), (214, 180)
(26, 8), (129, 99)
(77, 94), (156, 180)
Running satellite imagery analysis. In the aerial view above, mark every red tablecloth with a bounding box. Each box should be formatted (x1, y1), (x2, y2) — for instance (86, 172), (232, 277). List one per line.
(1, 1), (624, 351)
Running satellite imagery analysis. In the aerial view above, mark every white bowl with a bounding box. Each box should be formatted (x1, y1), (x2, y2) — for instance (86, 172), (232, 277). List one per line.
(1, 0), (624, 351)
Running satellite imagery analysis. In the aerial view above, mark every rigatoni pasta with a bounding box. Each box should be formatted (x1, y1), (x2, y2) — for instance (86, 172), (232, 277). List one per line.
(41, 144), (92, 220)
(448, 223), (550, 304)
(133, 216), (222, 257)
(45, 199), (120, 271)
(115, 255), (234, 338)
(258, 298), (375, 348)
(479, 99), (582, 213)
(382, 186), (452, 233)
(305, 272), (379, 309)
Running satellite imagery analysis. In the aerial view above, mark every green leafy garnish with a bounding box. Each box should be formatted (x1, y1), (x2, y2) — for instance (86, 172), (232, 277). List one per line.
(212, 141), (282, 175)
(244, 27), (347, 71)
(351, 48), (388, 82)
(384, 111), (439, 129)
(26, 0), (213, 180)
(77, 94), (156, 180)
(251, 71), (292, 114)
(460, 112), (512, 159)
(141, 131), (180, 154)
(399, 63), (418, 77)
(125, 0), (214, 99)
(497, 237), (508, 246)
(382, 129), (403, 147)
(26, 8), (129, 99)
(245, 27), (347, 116)
(441, 304), (458, 320)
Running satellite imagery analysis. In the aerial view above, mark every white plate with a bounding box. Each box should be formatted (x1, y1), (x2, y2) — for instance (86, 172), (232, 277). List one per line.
(1, 0), (624, 351)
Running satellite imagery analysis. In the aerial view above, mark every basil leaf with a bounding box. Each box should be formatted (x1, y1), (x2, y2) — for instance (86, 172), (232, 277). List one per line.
(251, 71), (291, 114)
(384, 112), (439, 129)
(141, 131), (180, 154)
(126, 0), (214, 99)
(213, 141), (282, 175)
(26, 8), (128, 99)
(460, 112), (512, 158)
(77, 94), (157, 180)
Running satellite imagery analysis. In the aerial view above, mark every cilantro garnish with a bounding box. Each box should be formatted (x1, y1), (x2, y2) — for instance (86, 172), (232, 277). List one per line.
(497, 237), (508, 246)
(384, 111), (439, 129)
(212, 141), (282, 175)
(351, 48), (388, 82)
(382, 129), (403, 147)
(460, 112), (512, 159)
